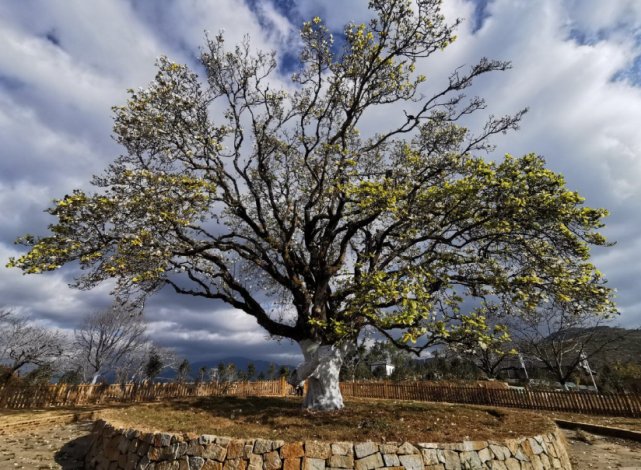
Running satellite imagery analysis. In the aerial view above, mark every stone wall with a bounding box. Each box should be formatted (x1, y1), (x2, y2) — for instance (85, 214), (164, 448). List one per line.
(85, 419), (572, 469)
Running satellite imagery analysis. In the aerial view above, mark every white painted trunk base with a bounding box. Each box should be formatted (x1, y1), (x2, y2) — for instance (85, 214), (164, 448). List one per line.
(290, 339), (346, 411)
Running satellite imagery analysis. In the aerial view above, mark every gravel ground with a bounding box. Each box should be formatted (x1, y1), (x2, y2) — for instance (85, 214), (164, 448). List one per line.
(0, 421), (641, 469)
(0, 420), (93, 469)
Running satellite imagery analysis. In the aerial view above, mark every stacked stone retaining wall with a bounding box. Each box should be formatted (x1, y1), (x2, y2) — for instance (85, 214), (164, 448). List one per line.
(86, 419), (572, 469)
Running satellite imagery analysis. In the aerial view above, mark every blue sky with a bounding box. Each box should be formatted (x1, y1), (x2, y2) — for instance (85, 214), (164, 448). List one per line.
(1, 0), (640, 364)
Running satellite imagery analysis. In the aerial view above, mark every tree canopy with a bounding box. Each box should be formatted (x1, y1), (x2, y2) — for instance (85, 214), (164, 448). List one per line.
(7, 0), (615, 409)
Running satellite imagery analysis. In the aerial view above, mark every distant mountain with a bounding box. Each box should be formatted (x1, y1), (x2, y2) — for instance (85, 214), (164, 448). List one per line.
(540, 325), (641, 367)
(574, 326), (641, 366)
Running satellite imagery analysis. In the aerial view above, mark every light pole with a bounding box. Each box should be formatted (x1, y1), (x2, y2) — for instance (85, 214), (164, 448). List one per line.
(518, 353), (530, 381)
(580, 352), (599, 393)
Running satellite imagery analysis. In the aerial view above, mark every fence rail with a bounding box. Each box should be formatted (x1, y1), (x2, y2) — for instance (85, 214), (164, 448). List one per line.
(2, 379), (640, 417)
(0, 378), (293, 409)
(340, 381), (641, 417)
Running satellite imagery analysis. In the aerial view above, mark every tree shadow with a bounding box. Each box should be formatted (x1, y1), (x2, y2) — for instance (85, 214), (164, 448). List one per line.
(54, 432), (93, 469)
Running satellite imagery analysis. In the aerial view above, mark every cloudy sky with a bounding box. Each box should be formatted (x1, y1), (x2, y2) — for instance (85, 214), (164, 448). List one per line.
(1, 0), (640, 365)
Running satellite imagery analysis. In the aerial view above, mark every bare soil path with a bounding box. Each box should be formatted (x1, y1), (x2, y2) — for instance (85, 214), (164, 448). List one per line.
(563, 429), (641, 469)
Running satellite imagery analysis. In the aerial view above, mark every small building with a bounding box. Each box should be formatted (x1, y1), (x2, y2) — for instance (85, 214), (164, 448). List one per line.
(370, 360), (395, 377)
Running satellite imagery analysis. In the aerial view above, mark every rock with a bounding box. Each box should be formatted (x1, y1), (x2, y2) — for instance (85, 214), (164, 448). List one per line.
(148, 446), (162, 462)
(421, 448), (439, 465)
(489, 461), (508, 470)
(305, 441), (331, 459)
(137, 455), (150, 469)
(187, 443), (205, 457)
(354, 452), (383, 470)
(303, 457), (326, 470)
(176, 442), (188, 457)
(253, 439), (273, 454)
(539, 453), (550, 468)
(281, 442), (305, 459)
(505, 439), (520, 456)
(283, 458), (302, 470)
(189, 456), (205, 470)
(226, 440), (246, 459)
(530, 454), (544, 470)
(155, 434), (174, 448)
(126, 452), (140, 469)
(138, 441), (151, 457)
(328, 454), (354, 468)
(417, 443), (438, 449)
(353, 442), (377, 459)
(398, 454), (423, 470)
(461, 441), (487, 452)
(119, 437), (132, 454)
(200, 435), (217, 445)
(527, 438), (544, 455)
(504, 458), (521, 470)
(330, 442), (353, 456)
(382, 453), (400, 467)
(160, 445), (179, 461)
(272, 441), (285, 451)
(264, 451), (282, 470)
(156, 462), (179, 470)
(203, 444), (227, 462)
(396, 442), (419, 455)
(248, 454), (262, 470)
(223, 458), (248, 470)
(489, 444), (511, 461)
(513, 449), (529, 462)
(202, 460), (223, 470)
(438, 450), (461, 470)
(459, 450), (483, 469)
(478, 447), (493, 463)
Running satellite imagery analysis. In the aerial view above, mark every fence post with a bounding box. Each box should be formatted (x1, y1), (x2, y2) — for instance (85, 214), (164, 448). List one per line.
(280, 376), (287, 396)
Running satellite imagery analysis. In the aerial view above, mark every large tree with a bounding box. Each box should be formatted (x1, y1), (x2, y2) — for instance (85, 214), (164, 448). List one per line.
(8, 0), (614, 409)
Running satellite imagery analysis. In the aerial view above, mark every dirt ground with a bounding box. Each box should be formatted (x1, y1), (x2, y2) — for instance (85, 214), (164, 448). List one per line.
(563, 428), (641, 470)
(0, 420), (93, 469)
(98, 396), (554, 443)
(0, 417), (641, 469)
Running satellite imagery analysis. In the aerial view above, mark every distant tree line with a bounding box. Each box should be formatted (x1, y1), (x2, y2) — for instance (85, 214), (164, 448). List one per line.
(339, 318), (641, 394)
(0, 306), (296, 387)
(0, 306), (175, 386)
(2, 302), (639, 393)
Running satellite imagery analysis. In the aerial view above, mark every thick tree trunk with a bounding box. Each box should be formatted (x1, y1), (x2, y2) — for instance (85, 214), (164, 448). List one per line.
(289, 339), (346, 411)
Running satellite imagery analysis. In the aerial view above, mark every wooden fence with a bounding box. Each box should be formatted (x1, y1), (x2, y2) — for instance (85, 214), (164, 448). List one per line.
(340, 381), (641, 417)
(2, 379), (641, 417)
(0, 378), (293, 409)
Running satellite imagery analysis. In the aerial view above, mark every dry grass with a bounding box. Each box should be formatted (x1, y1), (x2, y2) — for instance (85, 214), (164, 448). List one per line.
(98, 396), (554, 443)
